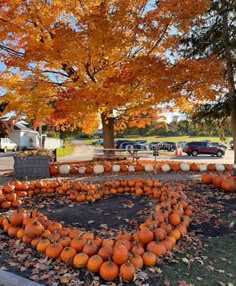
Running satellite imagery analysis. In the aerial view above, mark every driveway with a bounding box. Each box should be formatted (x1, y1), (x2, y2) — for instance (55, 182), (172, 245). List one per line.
(0, 141), (233, 175)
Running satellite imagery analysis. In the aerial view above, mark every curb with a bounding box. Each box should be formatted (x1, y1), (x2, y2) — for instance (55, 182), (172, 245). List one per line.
(0, 270), (42, 286)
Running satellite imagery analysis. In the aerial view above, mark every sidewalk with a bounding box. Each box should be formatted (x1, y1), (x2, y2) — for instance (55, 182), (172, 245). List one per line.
(0, 270), (42, 286)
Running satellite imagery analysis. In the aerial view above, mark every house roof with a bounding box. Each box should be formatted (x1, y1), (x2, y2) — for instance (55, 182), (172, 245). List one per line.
(13, 123), (38, 133)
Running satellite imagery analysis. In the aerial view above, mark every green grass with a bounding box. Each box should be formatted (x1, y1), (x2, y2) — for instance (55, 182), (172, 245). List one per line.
(56, 142), (75, 157)
(159, 234), (236, 285)
(80, 136), (232, 145)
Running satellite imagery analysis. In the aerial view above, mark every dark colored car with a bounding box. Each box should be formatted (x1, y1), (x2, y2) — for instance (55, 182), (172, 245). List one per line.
(120, 141), (148, 150)
(183, 141), (225, 157)
(159, 142), (177, 152)
(149, 141), (160, 150)
(115, 140), (131, 149)
(210, 142), (227, 150)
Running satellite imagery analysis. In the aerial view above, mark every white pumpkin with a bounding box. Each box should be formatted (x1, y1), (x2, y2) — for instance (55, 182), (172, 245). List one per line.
(144, 164), (153, 172)
(161, 164), (171, 172)
(59, 164), (70, 175)
(112, 165), (120, 172)
(199, 164), (207, 172)
(128, 165), (135, 172)
(78, 167), (86, 174)
(93, 164), (104, 174)
(215, 163), (225, 172)
(180, 163), (190, 172)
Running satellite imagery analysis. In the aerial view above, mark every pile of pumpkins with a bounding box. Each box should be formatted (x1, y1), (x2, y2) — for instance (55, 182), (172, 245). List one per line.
(1, 177), (189, 209)
(0, 178), (193, 282)
(50, 161), (232, 176)
(201, 173), (236, 192)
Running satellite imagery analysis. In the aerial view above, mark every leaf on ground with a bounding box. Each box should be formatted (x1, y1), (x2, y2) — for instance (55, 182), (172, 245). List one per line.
(178, 280), (194, 286)
(163, 276), (171, 286)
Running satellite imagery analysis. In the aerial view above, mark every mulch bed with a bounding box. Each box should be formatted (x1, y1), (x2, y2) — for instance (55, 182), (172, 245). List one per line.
(0, 174), (236, 286)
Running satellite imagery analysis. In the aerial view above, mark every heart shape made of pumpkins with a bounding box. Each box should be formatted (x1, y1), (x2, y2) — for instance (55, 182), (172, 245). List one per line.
(0, 177), (193, 282)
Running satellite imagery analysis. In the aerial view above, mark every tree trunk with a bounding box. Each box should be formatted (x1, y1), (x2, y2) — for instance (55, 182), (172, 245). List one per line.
(222, 0), (236, 163)
(101, 112), (115, 149)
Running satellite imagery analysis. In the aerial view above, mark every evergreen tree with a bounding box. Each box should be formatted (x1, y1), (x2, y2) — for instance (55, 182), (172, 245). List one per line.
(181, 0), (236, 161)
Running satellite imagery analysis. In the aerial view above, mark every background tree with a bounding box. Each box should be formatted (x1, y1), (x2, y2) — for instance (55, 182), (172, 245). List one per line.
(0, 0), (226, 148)
(181, 0), (236, 161)
(0, 101), (14, 137)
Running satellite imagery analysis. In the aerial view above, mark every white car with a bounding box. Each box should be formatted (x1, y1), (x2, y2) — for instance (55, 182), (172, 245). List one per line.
(0, 138), (17, 152)
(92, 139), (104, 145)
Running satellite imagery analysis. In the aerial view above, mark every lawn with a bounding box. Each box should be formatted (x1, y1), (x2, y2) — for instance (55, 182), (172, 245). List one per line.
(56, 141), (75, 157)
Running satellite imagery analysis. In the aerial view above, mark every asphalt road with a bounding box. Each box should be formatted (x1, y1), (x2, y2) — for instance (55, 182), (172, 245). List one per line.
(0, 141), (234, 175)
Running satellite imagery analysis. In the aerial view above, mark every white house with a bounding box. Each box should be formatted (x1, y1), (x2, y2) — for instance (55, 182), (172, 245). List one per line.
(9, 123), (40, 150)
(9, 123), (63, 150)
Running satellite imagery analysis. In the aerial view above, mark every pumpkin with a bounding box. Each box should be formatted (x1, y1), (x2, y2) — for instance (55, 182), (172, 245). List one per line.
(47, 221), (62, 232)
(146, 239), (166, 256)
(73, 253), (89, 268)
(128, 166), (135, 172)
(144, 164), (154, 172)
(161, 164), (171, 172)
(87, 255), (104, 272)
(120, 261), (136, 281)
(49, 165), (59, 176)
(153, 227), (167, 240)
(190, 163), (199, 172)
(59, 165), (70, 175)
(168, 214), (181, 226)
(85, 165), (93, 174)
(70, 235), (87, 252)
(114, 239), (132, 251)
(99, 261), (119, 281)
(215, 164), (225, 172)
(142, 252), (157, 266)
(8, 226), (20, 237)
(212, 175), (224, 188)
(199, 164), (207, 172)
(24, 220), (44, 238)
(135, 164), (144, 172)
(93, 164), (104, 174)
(69, 166), (78, 174)
(60, 246), (77, 262)
(221, 178), (236, 192)
(10, 209), (27, 226)
(112, 165), (120, 172)
(36, 239), (51, 253)
(59, 236), (71, 247)
(78, 167), (86, 174)
(137, 227), (154, 245)
(112, 244), (128, 264)
(82, 240), (98, 256)
(201, 173), (212, 184)
(129, 253), (143, 269)
(98, 246), (113, 261)
(45, 242), (63, 259)
(180, 163), (190, 172)
(207, 163), (216, 171)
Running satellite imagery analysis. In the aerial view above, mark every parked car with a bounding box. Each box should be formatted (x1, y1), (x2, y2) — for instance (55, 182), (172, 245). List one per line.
(159, 142), (177, 152)
(183, 141), (225, 157)
(177, 141), (187, 148)
(115, 139), (131, 149)
(119, 141), (134, 149)
(229, 140), (234, 150)
(0, 138), (17, 152)
(92, 139), (103, 145)
(149, 141), (160, 150)
(210, 142), (227, 150)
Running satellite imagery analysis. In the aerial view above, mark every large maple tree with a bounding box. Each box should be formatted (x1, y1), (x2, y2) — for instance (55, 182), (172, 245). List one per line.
(0, 0), (226, 148)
